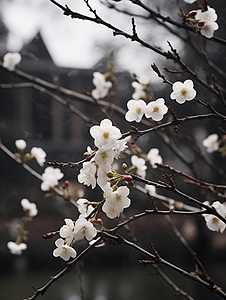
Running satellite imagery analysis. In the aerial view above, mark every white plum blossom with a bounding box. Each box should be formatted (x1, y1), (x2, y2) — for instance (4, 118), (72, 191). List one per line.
(7, 241), (27, 255)
(53, 238), (77, 261)
(131, 155), (147, 178)
(94, 146), (115, 172)
(170, 79), (196, 104)
(145, 98), (168, 121)
(15, 139), (27, 151)
(125, 99), (146, 123)
(21, 198), (38, 217)
(41, 167), (64, 191)
(203, 201), (226, 233)
(77, 198), (94, 217)
(198, 22), (219, 38)
(195, 6), (218, 38)
(41, 176), (59, 191)
(78, 161), (97, 189)
(132, 75), (149, 100)
(102, 185), (131, 219)
(202, 134), (219, 153)
(90, 119), (122, 148)
(196, 6), (217, 23)
(59, 218), (75, 243)
(73, 217), (97, 241)
(147, 148), (162, 168)
(3, 52), (22, 71)
(31, 147), (46, 166)
(97, 168), (109, 189)
(91, 72), (112, 99)
(42, 167), (64, 181)
(113, 137), (129, 159)
(145, 184), (157, 196)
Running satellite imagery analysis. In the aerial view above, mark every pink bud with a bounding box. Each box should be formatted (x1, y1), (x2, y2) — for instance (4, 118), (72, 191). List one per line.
(188, 10), (197, 17)
(122, 163), (127, 170)
(83, 152), (90, 159)
(197, 20), (205, 28)
(65, 180), (69, 185)
(124, 175), (133, 182)
(89, 217), (95, 223)
(96, 218), (103, 224)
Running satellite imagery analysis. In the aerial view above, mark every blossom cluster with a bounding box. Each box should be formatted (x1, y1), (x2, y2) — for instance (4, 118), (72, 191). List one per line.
(77, 118), (132, 218)
(203, 201), (226, 233)
(125, 78), (197, 123)
(7, 199), (38, 255)
(195, 6), (219, 38)
(53, 207), (98, 260)
(91, 72), (112, 99)
(185, 5), (219, 38)
(15, 139), (47, 166)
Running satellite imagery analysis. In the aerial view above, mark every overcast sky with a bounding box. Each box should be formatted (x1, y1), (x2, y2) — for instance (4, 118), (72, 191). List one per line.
(1, 0), (181, 79)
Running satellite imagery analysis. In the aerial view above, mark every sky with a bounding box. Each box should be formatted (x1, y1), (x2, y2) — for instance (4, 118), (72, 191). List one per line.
(1, 0), (181, 78)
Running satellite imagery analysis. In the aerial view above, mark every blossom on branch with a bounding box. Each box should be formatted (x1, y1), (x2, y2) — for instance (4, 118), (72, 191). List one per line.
(21, 198), (38, 217)
(203, 201), (226, 233)
(30, 147), (46, 166)
(59, 218), (75, 243)
(7, 241), (27, 255)
(3, 52), (21, 71)
(132, 75), (149, 100)
(15, 139), (27, 151)
(170, 79), (196, 104)
(77, 198), (94, 217)
(131, 155), (147, 178)
(78, 161), (97, 189)
(53, 238), (77, 261)
(91, 72), (112, 99)
(94, 146), (115, 172)
(102, 185), (131, 219)
(41, 166), (64, 191)
(73, 217), (97, 241)
(195, 6), (219, 38)
(90, 119), (122, 148)
(125, 99), (146, 123)
(145, 98), (168, 121)
(147, 148), (162, 168)
(202, 133), (219, 153)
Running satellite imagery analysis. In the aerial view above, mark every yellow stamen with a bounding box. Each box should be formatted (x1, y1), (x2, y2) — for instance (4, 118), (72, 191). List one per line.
(181, 89), (187, 96)
(153, 106), (159, 113)
(136, 107), (141, 114)
(103, 132), (109, 139)
(212, 216), (219, 223)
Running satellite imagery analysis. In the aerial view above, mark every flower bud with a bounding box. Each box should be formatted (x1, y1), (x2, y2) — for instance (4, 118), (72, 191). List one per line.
(188, 10), (197, 17)
(124, 175), (133, 182)
(197, 20), (205, 28)
(96, 218), (103, 225)
(122, 163), (127, 170)
(128, 181), (134, 187)
(83, 152), (90, 159)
